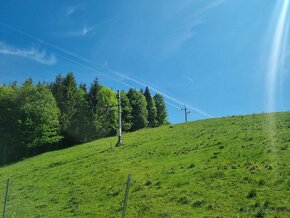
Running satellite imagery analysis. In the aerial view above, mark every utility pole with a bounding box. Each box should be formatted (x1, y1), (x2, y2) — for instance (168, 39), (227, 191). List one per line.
(104, 90), (123, 146)
(181, 106), (190, 123)
(117, 90), (123, 146)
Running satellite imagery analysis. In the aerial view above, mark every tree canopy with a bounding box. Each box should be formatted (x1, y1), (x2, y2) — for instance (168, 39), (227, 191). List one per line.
(127, 88), (148, 131)
(144, 86), (158, 127)
(0, 73), (169, 165)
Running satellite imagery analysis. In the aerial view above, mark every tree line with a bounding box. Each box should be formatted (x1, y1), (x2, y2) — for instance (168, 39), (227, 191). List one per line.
(0, 73), (168, 165)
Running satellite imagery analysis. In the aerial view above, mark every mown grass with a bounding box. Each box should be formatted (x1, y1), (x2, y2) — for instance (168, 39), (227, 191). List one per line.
(0, 112), (289, 217)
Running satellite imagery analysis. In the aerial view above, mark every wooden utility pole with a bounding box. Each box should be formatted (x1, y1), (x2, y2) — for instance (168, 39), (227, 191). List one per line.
(104, 90), (123, 146)
(181, 106), (190, 123)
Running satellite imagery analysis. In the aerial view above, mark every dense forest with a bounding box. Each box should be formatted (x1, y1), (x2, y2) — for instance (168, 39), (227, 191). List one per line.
(0, 73), (168, 166)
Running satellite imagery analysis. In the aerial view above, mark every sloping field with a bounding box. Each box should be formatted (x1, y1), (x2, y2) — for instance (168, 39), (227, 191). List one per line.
(0, 112), (289, 217)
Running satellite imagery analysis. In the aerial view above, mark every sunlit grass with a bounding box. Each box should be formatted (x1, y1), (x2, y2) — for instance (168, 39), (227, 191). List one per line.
(0, 112), (289, 217)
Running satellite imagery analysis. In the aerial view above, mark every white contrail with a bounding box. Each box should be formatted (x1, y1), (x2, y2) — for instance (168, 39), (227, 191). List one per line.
(0, 23), (95, 66)
(266, 0), (290, 112)
(0, 22), (210, 118)
(51, 53), (185, 113)
(106, 68), (211, 118)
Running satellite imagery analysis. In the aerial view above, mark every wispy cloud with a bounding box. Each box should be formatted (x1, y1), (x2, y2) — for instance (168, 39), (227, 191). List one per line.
(66, 25), (95, 37)
(82, 26), (94, 35)
(64, 16), (117, 37)
(201, 0), (227, 13)
(66, 4), (82, 18)
(184, 75), (195, 83)
(0, 42), (56, 65)
(0, 23), (211, 119)
(164, 0), (227, 55)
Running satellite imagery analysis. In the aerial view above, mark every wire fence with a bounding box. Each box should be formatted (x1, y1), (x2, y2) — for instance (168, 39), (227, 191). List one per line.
(1, 175), (132, 218)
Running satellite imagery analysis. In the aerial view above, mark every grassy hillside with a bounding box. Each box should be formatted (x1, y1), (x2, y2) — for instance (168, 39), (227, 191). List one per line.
(0, 112), (289, 217)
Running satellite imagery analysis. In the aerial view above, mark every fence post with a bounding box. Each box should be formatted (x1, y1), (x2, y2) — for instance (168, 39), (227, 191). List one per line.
(122, 174), (131, 218)
(2, 178), (10, 218)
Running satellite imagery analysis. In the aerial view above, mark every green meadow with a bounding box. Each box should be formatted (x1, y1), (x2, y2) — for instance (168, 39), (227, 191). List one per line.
(0, 112), (289, 217)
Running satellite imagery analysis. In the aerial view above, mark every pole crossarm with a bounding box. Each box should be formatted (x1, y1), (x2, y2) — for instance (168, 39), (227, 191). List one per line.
(181, 106), (191, 123)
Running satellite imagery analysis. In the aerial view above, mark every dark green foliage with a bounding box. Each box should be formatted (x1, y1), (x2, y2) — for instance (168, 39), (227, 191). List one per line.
(88, 78), (101, 115)
(0, 82), (61, 165)
(144, 87), (158, 127)
(50, 73), (80, 145)
(86, 78), (102, 139)
(79, 83), (87, 93)
(127, 88), (148, 131)
(67, 87), (91, 143)
(0, 86), (20, 164)
(120, 90), (132, 132)
(154, 94), (168, 126)
(0, 74), (168, 165)
(59, 73), (78, 133)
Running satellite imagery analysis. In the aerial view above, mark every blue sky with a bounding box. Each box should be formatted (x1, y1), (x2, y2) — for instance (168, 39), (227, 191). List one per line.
(1, 0), (290, 123)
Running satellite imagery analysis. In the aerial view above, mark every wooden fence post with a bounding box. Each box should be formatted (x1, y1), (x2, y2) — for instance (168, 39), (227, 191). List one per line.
(2, 178), (10, 218)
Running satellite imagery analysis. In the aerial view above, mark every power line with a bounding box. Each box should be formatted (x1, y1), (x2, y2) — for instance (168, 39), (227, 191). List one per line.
(0, 22), (211, 119)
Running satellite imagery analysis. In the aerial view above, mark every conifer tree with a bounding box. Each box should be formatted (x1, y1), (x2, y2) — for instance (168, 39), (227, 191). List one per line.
(51, 73), (78, 145)
(154, 93), (168, 126)
(68, 86), (91, 143)
(144, 87), (158, 127)
(127, 88), (148, 131)
(86, 78), (102, 139)
(88, 78), (101, 115)
(120, 90), (132, 132)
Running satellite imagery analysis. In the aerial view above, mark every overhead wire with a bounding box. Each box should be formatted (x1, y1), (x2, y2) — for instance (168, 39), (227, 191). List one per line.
(0, 22), (209, 117)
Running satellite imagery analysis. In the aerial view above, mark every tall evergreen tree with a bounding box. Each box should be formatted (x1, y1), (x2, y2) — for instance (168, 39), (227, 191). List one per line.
(86, 78), (102, 139)
(88, 78), (101, 115)
(68, 86), (91, 143)
(144, 87), (158, 127)
(79, 83), (88, 94)
(127, 89), (148, 131)
(153, 94), (168, 126)
(50, 73), (78, 145)
(120, 90), (132, 132)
